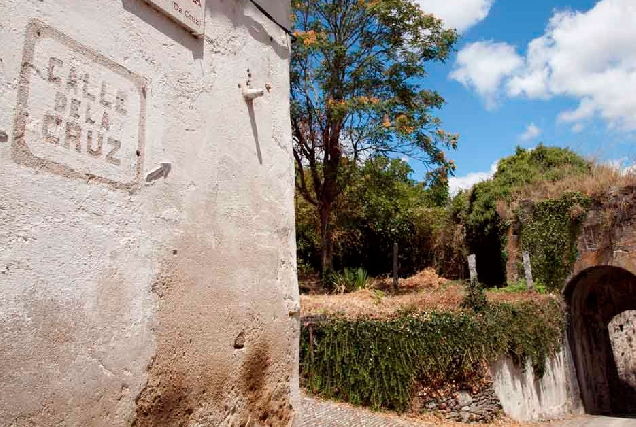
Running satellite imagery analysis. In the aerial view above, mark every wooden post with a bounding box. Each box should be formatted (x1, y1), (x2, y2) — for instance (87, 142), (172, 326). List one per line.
(467, 254), (477, 284)
(393, 242), (399, 291)
(522, 251), (535, 291)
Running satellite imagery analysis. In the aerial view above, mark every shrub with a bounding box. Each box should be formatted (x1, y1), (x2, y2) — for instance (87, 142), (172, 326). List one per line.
(301, 299), (565, 412)
(324, 267), (371, 293)
(337, 267), (371, 293)
(460, 279), (488, 312)
(461, 145), (592, 286)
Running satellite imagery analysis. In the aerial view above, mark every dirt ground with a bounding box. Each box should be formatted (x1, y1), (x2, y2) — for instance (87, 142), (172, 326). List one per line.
(301, 268), (555, 320)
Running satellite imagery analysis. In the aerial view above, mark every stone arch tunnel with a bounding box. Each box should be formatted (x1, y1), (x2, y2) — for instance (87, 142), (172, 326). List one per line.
(565, 266), (636, 416)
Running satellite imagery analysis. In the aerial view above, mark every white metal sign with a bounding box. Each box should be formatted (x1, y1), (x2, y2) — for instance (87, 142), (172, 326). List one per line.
(143, 0), (206, 36)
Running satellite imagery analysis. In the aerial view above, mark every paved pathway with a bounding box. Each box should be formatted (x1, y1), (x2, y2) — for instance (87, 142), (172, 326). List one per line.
(301, 396), (433, 427)
(558, 416), (636, 426)
(301, 395), (636, 427)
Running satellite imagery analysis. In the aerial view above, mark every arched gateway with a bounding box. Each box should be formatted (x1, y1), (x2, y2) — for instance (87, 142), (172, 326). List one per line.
(565, 266), (636, 415)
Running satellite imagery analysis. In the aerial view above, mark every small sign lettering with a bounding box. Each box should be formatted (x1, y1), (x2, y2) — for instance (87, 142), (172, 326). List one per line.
(143, 0), (206, 36)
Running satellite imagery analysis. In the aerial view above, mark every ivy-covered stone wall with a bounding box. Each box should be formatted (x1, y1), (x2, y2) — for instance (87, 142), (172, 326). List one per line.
(518, 192), (591, 291)
(300, 300), (565, 414)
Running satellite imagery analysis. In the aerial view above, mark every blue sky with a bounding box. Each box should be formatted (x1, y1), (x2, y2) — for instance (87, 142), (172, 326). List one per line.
(408, 0), (636, 192)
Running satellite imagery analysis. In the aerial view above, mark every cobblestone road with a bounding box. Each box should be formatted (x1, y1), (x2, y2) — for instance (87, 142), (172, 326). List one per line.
(300, 395), (636, 427)
(301, 395), (433, 427)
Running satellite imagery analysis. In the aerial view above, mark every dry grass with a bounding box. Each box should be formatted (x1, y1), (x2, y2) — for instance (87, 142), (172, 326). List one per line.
(301, 286), (463, 319)
(375, 268), (451, 292)
(301, 268), (553, 320)
(513, 163), (636, 203)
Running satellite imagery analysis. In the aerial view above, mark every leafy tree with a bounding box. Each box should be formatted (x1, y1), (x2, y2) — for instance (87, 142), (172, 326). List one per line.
(461, 144), (591, 285)
(424, 169), (450, 207)
(465, 144), (590, 237)
(291, 0), (458, 272)
(296, 156), (459, 277)
(337, 157), (427, 275)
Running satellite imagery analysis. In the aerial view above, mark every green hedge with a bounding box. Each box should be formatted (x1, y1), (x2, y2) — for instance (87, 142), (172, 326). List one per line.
(300, 300), (565, 412)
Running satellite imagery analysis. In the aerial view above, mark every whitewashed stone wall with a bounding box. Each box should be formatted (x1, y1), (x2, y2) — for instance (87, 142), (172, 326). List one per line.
(490, 342), (583, 422)
(0, 0), (298, 425)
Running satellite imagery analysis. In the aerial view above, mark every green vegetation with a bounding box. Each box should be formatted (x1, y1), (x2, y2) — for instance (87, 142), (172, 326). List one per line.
(296, 157), (465, 279)
(297, 145), (594, 289)
(460, 279), (488, 312)
(301, 299), (565, 412)
(454, 145), (592, 286)
(297, 147), (594, 415)
(492, 280), (547, 294)
(325, 267), (371, 293)
(519, 192), (591, 290)
(291, 0), (458, 272)
(295, 136), (606, 420)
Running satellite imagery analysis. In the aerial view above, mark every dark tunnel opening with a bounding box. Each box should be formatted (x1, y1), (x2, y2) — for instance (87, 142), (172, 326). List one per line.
(565, 266), (636, 415)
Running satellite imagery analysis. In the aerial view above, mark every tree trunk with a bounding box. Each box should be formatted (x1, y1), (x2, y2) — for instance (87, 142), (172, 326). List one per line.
(319, 201), (333, 273)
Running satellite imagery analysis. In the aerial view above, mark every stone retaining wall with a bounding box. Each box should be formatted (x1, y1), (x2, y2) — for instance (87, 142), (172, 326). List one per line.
(490, 345), (583, 422)
(419, 383), (502, 423)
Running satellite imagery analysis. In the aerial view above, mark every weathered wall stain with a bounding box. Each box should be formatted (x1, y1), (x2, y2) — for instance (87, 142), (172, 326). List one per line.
(134, 237), (295, 426)
(240, 340), (293, 426)
(133, 258), (229, 426)
(133, 360), (196, 427)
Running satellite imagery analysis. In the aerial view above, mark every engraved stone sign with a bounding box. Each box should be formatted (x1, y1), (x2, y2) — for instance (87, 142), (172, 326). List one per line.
(143, 0), (206, 36)
(14, 20), (146, 190)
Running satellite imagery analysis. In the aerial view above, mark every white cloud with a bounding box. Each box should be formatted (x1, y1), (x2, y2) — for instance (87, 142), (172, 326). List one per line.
(452, 0), (636, 130)
(606, 158), (625, 170)
(449, 161), (498, 195)
(606, 158), (636, 175)
(623, 163), (636, 175)
(571, 123), (585, 133)
(450, 41), (523, 108)
(415, 0), (495, 33)
(519, 123), (541, 141)
(558, 98), (596, 123)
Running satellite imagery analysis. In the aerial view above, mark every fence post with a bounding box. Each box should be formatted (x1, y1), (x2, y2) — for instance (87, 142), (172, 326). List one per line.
(393, 242), (399, 291)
